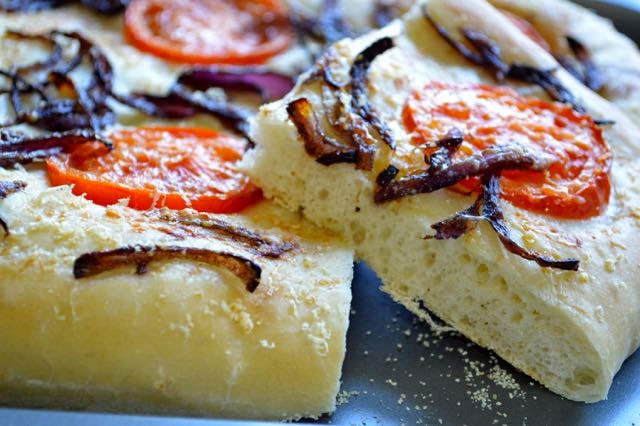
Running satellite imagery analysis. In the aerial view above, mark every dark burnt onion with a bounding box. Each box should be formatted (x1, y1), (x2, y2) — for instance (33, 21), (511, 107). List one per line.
(287, 97), (359, 167)
(0, 0), (129, 13)
(506, 65), (585, 114)
(462, 29), (510, 78)
(178, 68), (295, 102)
(423, 8), (584, 112)
(146, 209), (297, 258)
(480, 174), (580, 270)
(426, 127), (465, 172)
(425, 174), (579, 271)
(374, 143), (554, 204)
(0, 180), (27, 237)
(289, 0), (355, 47)
(5, 31), (63, 74)
(373, 0), (396, 27)
(73, 245), (262, 292)
(425, 194), (482, 241)
(558, 36), (605, 93)
(0, 128), (111, 167)
(79, 0), (129, 14)
(349, 36), (396, 149)
(0, 30), (287, 150)
(376, 164), (399, 187)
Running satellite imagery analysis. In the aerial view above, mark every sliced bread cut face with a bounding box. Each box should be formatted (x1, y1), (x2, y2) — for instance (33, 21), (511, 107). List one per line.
(242, 0), (640, 403)
(0, 168), (353, 421)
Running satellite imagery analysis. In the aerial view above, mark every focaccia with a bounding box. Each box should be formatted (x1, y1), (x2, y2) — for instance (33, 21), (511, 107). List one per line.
(0, 1), (355, 420)
(243, 0), (640, 402)
(0, 169), (353, 420)
(487, 0), (640, 124)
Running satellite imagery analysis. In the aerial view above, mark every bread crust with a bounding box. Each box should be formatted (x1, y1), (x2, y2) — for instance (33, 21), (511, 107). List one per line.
(487, 0), (640, 124)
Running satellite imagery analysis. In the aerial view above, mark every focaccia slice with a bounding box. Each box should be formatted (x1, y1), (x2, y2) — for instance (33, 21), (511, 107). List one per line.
(242, 0), (640, 402)
(0, 167), (353, 420)
(0, 4), (354, 421)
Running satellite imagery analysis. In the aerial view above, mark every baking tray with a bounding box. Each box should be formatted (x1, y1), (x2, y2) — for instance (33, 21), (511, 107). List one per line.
(2, 1), (640, 425)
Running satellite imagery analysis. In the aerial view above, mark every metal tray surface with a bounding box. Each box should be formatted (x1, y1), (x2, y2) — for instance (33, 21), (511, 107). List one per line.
(2, 1), (640, 425)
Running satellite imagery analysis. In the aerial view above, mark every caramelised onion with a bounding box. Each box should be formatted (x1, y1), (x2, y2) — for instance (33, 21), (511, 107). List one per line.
(480, 174), (579, 270)
(289, 0), (355, 47)
(1, 0), (129, 14)
(506, 65), (584, 114)
(374, 143), (554, 204)
(0, 180), (27, 237)
(0, 129), (110, 167)
(349, 36), (396, 149)
(74, 245), (262, 292)
(426, 174), (579, 271)
(426, 127), (464, 172)
(287, 97), (358, 166)
(178, 68), (294, 102)
(147, 209), (297, 258)
(1, 30), (288, 150)
(423, 8), (584, 112)
(558, 36), (605, 93)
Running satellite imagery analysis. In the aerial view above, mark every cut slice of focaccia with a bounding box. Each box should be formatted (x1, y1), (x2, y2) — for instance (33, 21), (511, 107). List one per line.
(0, 166), (353, 420)
(243, 0), (640, 403)
(0, 3), (354, 421)
(487, 0), (640, 124)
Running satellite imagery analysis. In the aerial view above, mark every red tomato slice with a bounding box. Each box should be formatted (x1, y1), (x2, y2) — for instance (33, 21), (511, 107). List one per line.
(46, 127), (262, 213)
(402, 82), (612, 219)
(124, 0), (293, 65)
(500, 10), (551, 52)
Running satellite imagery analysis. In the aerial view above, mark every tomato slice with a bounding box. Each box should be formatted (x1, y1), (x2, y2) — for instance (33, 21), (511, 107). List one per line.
(124, 0), (293, 65)
(500, 10), (551, 52)
(402, 82), (612, 219)
(46, 127), (262, 214)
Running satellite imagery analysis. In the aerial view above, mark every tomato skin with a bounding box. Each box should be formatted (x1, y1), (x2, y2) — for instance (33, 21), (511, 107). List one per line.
(46, 127), (263, 214)
(124, 0), (293, 65)
(402, 82), (612, 219)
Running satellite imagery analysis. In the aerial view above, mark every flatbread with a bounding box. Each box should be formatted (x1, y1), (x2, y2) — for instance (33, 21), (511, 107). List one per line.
(488, 0), (640, 124)
(0, 3), (355, 420)
(243, 0), (640, 402)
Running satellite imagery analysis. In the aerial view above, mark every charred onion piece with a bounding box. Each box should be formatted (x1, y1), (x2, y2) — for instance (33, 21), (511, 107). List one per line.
(178, 68), (294, 102)
(0, 128), (110, 167)
(148, 209), (297, 258)
(426, 174), (579, 271)
(427, 127), (465, 172)
(561, 36), (605, 92)
(375, 143), (553, 203)
(1, 0), (128, 13)
(373, 0), (396, 27)
(290, 0), (355, 46)
(169, 82), (253, 141)
(423, 10), (484, 66)
(79, 0), (129, 14)
(481, 174), (579, 270)
(423, 9), (583, 111)
(74, 245), (262, 292)
(6, 31), (63, 74)
(350, 37), (396, 149)
(462, 30), (509, 78)
(376, 164), (399, 187)
(0, 180), (27, 237)
(426, 194), (482, 240)
(0, 0), (68, 12)
(506, 65), (584, 113)
(287, 97), (358, 166)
